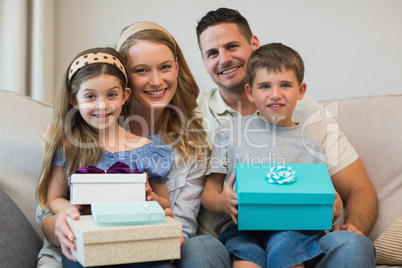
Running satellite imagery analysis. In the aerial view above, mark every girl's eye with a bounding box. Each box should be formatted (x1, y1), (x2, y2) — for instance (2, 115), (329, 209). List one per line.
(85, 95), (95, 100)
(108, 93), (117, 98)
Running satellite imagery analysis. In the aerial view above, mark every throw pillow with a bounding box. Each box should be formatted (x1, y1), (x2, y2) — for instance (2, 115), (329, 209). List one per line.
(0, 188), (43, 267)
(373, 215), (402, 265)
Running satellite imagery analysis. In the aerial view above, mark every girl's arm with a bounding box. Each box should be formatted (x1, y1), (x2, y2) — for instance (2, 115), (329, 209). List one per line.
(147, 178), (171, 209)
(47, 166), (70, 215)
(202, 173), (238, 224)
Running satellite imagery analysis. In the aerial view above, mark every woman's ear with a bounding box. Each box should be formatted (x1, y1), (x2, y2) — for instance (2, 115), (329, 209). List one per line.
(175, 57), (179, 78)
(122, 87), (131, 104)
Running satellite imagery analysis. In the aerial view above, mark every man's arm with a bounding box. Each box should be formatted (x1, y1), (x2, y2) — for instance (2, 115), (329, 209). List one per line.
(331, 158), (378, 236)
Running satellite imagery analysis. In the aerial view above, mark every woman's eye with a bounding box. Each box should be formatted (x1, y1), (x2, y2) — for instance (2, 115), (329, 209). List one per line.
(161, 65), (172, 70)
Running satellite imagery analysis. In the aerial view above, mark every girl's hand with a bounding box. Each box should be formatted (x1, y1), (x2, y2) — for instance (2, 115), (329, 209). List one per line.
(54, 206), (80, 261)
(332, 189), (343, 223)
(145, 173), (154, 201)
(220, 174), (238, 225)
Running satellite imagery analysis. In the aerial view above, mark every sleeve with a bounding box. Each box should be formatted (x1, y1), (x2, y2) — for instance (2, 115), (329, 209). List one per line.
(293, 96), (358, 176)
(138, 135), (175, 184)
(167, 154), (206, 241)
(206, 122), (230, 176)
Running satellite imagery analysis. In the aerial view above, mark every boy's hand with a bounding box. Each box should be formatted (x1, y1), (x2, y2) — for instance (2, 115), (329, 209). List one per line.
(220, 174), (238, 224)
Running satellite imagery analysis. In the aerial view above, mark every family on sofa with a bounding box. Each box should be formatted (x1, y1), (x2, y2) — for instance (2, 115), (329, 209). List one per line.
(4, 7), (396, 268)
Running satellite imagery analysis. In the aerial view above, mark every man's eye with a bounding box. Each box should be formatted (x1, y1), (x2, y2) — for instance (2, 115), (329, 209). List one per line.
(208, 51), (218, 58)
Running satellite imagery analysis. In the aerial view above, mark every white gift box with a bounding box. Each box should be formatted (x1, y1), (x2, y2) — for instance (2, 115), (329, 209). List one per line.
(69, 174), (146, 205)
(67, 215), (182, 266)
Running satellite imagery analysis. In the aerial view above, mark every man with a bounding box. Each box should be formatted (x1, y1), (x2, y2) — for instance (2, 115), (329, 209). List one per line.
(195, 7), (377, 267)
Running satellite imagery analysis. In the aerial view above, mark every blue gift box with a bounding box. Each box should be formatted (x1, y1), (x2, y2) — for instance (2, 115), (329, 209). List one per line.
(235, 163), (335, 231)
(91, 201), (165, 226)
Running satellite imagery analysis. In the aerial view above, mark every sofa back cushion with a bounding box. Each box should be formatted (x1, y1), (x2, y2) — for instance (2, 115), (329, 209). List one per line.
(0, 89), (52, 239)
(319, 95), (402, 241)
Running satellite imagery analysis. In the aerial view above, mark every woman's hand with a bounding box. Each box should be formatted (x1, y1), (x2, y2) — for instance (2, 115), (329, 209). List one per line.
(54, 206), (81, 261)
(164, 208), (185, 246)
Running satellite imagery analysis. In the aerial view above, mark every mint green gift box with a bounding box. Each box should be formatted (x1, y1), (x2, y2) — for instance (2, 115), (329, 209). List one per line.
(235, 163), (335, 231)
(91, 201), (165, 226)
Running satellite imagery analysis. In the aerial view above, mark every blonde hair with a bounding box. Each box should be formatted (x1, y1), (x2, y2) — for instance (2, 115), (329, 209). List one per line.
(117, 23), (209, 161)
(36, 47), (131, 209)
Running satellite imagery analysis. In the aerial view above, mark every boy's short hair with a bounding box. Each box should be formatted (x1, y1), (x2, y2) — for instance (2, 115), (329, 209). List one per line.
(196, 7), (253, 49)
(247, 43), (305, 86)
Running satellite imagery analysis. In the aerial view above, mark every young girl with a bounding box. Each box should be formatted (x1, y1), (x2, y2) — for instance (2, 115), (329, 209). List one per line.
(36, 47), (173, 217)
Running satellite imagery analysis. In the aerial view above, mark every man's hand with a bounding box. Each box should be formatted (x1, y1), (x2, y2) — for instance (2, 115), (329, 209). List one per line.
(332, 223), (363, 235)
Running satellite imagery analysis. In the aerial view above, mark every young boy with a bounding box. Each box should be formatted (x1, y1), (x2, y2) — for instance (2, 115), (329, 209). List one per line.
(202, 43), (343, 268)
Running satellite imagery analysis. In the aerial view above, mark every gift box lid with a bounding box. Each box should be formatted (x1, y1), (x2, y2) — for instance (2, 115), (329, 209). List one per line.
(91, 201), (165, 226)
(67, 215), (182, 245)
(70, 173), (146, 184)
(235, 163), (335, 205)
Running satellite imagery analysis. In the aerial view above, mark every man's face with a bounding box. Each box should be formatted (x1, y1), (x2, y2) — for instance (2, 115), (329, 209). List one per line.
(199, 23), (259, 93)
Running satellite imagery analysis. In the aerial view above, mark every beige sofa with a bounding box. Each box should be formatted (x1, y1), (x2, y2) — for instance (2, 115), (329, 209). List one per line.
(1, 88), (401, 267)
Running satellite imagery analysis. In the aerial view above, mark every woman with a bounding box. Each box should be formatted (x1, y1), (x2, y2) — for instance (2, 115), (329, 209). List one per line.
(37, 22), (230, 268)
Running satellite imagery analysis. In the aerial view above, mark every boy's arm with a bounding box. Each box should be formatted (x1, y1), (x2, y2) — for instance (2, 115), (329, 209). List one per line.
(331, 158), (378, 236)
(202, 173), (238, 224)
(47, 166), (71, 215)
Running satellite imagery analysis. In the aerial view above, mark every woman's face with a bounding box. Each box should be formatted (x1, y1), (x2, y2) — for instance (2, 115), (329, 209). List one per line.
(126, 40), (178, 112)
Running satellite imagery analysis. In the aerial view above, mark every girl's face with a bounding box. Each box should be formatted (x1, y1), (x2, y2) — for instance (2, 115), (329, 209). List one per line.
(71, 74), (130, 131)
(125, 40), (179, 111)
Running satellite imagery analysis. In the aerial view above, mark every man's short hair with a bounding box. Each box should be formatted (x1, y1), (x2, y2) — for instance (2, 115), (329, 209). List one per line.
(196, 7), (253, 49)
(247, 43), (305, 86)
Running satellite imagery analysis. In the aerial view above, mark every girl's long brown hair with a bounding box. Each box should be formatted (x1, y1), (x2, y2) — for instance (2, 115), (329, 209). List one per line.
(36, 47), (131, 209)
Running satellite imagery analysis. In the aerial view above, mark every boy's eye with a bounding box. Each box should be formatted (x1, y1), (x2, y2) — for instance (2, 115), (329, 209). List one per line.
(281, 83), (291, 88)
(261, 84), (271, 89)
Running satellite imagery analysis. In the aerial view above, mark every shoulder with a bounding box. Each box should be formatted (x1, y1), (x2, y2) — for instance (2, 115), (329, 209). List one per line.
(293, 96), (323, 122)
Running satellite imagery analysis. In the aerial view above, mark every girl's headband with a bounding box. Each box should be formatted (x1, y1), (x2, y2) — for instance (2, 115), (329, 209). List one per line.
(115, 21), (175, 52)
(68, 52), (128, 87)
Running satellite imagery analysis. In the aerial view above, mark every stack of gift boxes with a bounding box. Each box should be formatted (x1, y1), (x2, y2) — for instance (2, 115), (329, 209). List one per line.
(68, 172), (182, 267)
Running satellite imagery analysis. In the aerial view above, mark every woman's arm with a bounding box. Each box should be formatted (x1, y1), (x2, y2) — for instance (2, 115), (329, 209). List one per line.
(147, 178), (171, 209)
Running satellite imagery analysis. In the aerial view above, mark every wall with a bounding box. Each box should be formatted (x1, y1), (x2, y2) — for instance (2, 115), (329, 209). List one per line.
(54, 0), (402, 102)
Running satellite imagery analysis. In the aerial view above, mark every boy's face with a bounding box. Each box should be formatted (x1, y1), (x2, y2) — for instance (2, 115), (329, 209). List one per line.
(199, 23), (260, 93)
(245, 68), (306, 127)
